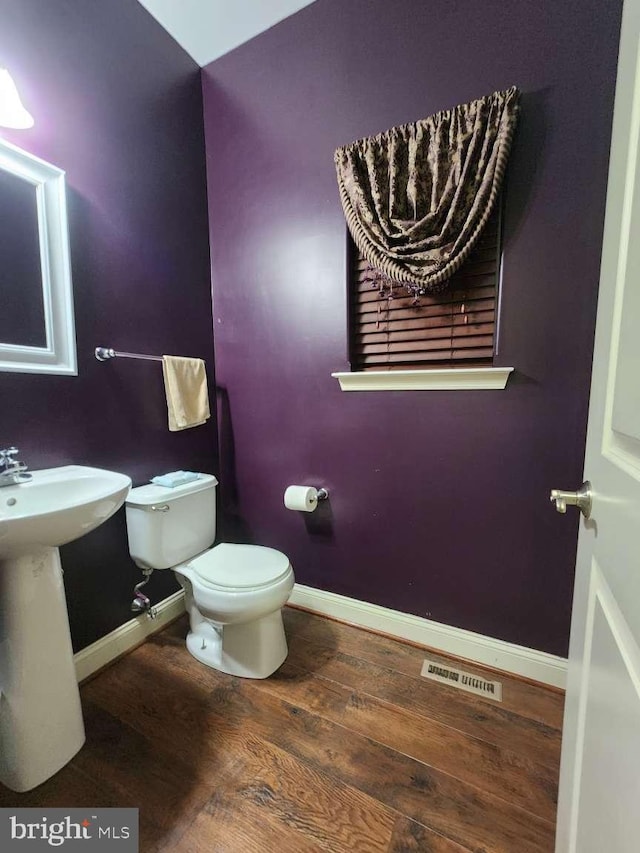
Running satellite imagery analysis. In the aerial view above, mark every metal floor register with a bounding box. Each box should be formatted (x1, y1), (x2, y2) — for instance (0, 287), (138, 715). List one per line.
(420, 658), (503, 702)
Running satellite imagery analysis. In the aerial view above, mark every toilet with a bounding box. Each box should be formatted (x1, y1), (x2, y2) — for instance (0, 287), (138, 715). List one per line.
(125, 474), (294, 679)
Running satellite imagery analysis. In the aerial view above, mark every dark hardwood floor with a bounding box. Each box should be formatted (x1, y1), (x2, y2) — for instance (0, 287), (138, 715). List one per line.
(0, 608), (564, 852)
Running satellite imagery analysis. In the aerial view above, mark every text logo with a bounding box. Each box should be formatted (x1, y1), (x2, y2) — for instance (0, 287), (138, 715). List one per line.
(0, 809), (138, 851)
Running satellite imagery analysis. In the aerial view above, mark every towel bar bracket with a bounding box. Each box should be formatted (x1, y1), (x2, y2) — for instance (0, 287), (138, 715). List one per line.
(95, 347), (115, 361)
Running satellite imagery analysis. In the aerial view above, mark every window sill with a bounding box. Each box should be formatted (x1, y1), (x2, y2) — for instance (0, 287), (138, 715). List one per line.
(331, 367), (514, 392)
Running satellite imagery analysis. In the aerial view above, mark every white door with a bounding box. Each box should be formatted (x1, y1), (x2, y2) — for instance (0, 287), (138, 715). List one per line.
(554, 0), (640, 850)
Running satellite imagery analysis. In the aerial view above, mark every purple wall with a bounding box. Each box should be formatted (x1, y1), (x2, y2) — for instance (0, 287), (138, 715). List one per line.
(0, 0), (216, 650)
(203, 0), (623, 656)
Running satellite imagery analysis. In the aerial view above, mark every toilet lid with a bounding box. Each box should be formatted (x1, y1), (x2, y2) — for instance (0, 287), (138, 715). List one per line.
(189, 542), (291, 589)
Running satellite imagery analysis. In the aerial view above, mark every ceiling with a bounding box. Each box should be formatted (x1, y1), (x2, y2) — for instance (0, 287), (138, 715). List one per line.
(136, 0), (318, 67)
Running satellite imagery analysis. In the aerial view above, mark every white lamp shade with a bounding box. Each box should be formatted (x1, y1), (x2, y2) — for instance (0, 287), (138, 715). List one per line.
(0, 68), (34, 129)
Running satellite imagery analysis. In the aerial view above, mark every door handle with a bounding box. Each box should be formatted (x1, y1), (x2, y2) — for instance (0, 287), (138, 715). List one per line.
(550, 481), (592, 519)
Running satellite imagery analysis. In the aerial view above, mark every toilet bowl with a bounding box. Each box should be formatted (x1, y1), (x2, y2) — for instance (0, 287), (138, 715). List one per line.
(125, 474), (294, 678)
(177, 543), (294, 678)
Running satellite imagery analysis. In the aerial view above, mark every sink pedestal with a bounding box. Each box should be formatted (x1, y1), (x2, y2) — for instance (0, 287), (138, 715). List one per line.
(0, 547), (85, 792)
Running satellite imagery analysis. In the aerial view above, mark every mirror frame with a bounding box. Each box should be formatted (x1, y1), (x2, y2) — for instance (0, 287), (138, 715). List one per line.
(0, 137), (76, 375)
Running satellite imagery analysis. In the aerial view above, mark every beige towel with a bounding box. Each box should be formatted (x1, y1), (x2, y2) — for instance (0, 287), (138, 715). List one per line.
(162, 356), (210, 431)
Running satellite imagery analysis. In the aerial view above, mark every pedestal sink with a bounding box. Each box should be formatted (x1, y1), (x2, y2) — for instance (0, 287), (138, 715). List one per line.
(0, 465), (131, 792)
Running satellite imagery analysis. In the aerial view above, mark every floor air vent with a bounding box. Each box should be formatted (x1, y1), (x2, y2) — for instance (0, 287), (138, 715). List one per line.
(420, 659), (503, 702)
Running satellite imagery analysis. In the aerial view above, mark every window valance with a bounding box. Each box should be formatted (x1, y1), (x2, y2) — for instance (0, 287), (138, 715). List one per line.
(334, 86), (520, 296)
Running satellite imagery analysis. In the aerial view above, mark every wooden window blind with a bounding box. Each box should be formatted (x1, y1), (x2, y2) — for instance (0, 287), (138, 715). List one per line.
(349, 206), (501, 371)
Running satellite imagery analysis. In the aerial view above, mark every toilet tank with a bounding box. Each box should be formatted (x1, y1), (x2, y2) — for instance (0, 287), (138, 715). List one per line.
(125, 474), (218, 570)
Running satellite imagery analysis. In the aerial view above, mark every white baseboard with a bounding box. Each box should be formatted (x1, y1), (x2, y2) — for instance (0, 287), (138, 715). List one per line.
(73, 584), (567, 690)
(288, 584), (567, 689)
(74, 590), (186, 683)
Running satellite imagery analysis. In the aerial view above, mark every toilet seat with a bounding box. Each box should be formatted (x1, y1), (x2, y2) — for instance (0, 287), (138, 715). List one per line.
(188, 542), (291, 591)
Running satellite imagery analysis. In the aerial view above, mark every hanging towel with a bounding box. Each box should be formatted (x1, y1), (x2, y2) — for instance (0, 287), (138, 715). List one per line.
(162, 355), (210, 431)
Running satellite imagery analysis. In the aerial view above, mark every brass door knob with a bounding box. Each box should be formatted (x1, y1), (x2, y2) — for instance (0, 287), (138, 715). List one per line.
(550, 481), (592, 519)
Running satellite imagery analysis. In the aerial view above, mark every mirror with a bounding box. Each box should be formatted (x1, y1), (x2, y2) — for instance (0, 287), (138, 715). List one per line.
(0, 138), (76, 375)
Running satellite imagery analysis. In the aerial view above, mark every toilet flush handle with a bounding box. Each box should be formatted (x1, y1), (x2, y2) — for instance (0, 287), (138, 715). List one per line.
(150, 504), (170, 512)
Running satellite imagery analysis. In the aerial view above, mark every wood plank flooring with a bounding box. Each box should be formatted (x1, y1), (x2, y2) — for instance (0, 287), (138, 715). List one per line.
(0, 608), (564, 852)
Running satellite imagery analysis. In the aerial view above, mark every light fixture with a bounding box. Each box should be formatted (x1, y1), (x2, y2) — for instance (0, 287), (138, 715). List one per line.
(0, 68), (34, 129)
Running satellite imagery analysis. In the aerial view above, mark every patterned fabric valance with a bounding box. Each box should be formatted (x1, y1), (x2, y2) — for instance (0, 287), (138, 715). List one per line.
(334, 86), (520, 296)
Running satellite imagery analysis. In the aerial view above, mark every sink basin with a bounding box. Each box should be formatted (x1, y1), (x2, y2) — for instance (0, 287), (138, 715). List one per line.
(0, 464), (131, 792)
(0, 465), (132, 558)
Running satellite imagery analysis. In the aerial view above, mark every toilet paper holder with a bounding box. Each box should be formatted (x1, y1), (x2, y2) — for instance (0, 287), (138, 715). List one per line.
(283, 485), (330, 512)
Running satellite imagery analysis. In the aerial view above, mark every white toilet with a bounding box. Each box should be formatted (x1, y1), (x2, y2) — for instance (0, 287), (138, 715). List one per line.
(125, 473), (294, 678)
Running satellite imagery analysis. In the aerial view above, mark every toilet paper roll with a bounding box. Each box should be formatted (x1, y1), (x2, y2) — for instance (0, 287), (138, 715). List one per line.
(284, 485), (319, 512)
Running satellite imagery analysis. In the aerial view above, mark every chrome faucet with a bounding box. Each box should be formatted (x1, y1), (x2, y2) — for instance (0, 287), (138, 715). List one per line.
(0, 447), (33, 487)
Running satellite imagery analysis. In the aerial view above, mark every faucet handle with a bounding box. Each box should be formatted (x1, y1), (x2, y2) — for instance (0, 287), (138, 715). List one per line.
(0, 448), (25, 471)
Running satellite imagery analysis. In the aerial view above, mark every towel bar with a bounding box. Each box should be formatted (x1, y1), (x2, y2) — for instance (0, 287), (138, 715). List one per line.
(95, 347), (163, 362)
